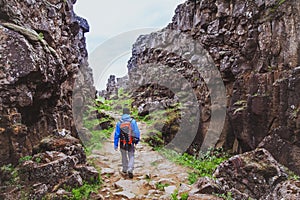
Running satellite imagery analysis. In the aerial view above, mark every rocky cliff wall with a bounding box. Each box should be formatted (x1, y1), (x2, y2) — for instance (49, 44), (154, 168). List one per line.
(0, 0), (95, 166)
(167, 0), (300, 152)
(126, 0), (300, 163)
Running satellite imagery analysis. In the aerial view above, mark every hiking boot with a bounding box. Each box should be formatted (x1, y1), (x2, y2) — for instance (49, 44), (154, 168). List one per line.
(128, 171), (133, 179)
(122, 170), (127, 174)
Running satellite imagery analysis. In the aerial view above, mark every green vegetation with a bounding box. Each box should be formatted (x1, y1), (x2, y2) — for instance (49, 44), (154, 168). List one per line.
(96, 99), (113, 111)
(180, 192), (189, 200)
(170, 190), (188, 200)
(83, 126), (114, 155)
(38, 32), (44, 41)
(96, 88), (182, 149)
(0, 164), (19, 185)
(214, 192), (233, 200)
(19, 155), (32, 163)
(157, 147), (230, 184)
(135, 106), (180, 148)
(286, 168), (300, 181)
(289, 173), (300, 181)
(96, 89), (133, 114)
(290, 107), (300, 120)
(187, 172), (198, 185)
(82, 104), (114, 155)
(34, 157), (42, 163)
(171, 190), (178, 200)
(69, 182), (101, 200)
(155, 182), (170, 191)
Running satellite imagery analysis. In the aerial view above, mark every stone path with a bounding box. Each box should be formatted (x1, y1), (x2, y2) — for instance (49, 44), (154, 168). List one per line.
(89, 111), (192, 200)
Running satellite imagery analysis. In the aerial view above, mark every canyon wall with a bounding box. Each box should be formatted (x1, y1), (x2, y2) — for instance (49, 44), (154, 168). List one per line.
(0, 0), (95, 166)
(126, 0), (300, 169)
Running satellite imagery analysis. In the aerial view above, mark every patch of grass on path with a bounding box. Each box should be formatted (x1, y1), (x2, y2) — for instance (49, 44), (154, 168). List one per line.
(155, 147), (230, 184)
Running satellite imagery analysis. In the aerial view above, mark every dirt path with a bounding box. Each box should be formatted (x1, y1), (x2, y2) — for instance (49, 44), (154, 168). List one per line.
(89, 111), (192, 200)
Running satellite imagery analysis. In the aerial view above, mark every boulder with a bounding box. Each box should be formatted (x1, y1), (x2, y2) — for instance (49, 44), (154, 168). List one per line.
(213, 148), (288, 199)
(191, 148), (291, 199)
(264, 180), (300, 200)
(258, 133), (300, 176)
(74, 165), (100, 184)
(189, 177), (222, 195)
(19, 155), (76, 186)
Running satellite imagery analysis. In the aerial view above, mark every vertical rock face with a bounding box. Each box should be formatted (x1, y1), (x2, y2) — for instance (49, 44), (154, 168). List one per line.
(0, 0), (95, 165)
(127, 0), (300, 157)
(105, 75), (118, 99)
(167, 0), (300, 151)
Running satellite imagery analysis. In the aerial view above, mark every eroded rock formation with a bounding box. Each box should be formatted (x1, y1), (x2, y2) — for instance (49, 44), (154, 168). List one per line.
(0, 0), (95, 166)
(0, 0), (98, 198)
(189, 148), (300, 199)
(125, 0), (300, 163)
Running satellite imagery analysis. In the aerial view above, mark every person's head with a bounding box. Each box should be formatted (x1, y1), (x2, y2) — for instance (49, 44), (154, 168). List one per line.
(123, 108), (130, 115)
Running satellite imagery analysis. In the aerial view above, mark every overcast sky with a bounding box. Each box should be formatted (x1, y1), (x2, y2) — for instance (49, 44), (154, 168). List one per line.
(74, 0), (185, 90)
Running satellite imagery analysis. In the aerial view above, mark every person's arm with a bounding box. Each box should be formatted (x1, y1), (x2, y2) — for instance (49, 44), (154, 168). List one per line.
(131, 119), (140, 144)
(114, 122), (120, 149)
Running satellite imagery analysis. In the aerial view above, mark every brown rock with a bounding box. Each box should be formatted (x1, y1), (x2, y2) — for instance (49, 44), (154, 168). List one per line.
(33, 134), (86, 164)
(19, 155), (76, 186)
(74, 165), (100, 184)
(189, 177), (222, 195)
(258, 133), (300, 176)
(213, 148), (288, 199)
(0, 0), (95, 166)
(187, 193), (223, 200)
(264, 180), (300, 200)
(121, 0), (300, 156)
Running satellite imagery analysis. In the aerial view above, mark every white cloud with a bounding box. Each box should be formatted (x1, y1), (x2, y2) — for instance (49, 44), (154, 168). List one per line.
(73, 0), (186, 90)
(74, 0), (185, 50)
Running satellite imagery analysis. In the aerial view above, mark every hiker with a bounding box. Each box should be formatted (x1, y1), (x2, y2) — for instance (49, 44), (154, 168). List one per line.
(114, 108), (140, 178)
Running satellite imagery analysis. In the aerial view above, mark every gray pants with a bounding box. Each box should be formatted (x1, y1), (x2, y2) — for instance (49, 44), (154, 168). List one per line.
(120, 146), (135, 172)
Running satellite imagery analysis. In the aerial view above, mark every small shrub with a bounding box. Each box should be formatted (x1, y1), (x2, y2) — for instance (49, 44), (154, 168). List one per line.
(188, 172), (198, 184)
(38, 32), (44, 40)
(19, 155), (32, 163)
(155, 182), (169, 191)
(34, 157), (41, 163)
(170, 189), (178, 200)
(0, 164), (19, 184)
(70, 182), (100, 200)
(286, 168), (300, 181)
(214, 192), (233, 200)
(180, 192), (189, 200)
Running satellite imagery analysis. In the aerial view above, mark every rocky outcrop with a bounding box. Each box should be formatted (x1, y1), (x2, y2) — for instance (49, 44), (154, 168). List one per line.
(167, 0), (300, 152)
(98, 75), (129, 100)
(125, 0), (300, 159)
(189, 148), (300, 199)
(258, 133), (300, 176)
(0, 0), (95, 166)
(0, 134), (99, 199)
(0, 0), (97, 198)
(104, 75), (118, 100)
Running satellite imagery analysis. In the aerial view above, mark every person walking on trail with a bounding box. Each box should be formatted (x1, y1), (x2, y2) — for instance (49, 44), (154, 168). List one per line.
(114, 108), (140, 178)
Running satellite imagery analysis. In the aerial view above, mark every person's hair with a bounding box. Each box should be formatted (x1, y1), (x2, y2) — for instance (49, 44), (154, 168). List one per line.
(123, 108), (130, 115)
